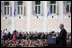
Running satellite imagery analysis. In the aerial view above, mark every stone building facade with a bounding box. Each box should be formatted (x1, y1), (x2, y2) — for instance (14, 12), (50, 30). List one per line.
(1, 1), (71, 33)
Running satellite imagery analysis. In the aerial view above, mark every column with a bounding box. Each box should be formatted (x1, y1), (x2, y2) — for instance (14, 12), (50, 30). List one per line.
(11, 1), (14, 34)
(23, 1), (24, 15)
(27, 1), (32, 33)
(43, 1), (47, 32)
(59, 1), (63, 24)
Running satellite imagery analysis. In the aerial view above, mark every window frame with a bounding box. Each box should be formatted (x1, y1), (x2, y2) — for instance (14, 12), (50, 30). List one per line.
(3, 1), (10, 16)
(66, 1), (71, 13)
(34, 1), (41, 15)
(33, 1), (43, 19)
(50, 1), (57, 14)
(16, 1), (24, 16)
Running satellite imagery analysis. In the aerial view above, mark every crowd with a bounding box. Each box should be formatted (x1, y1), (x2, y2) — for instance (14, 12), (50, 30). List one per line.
(1, 29), (71, 47)
(1, 39), (48, 47)
(1, 29), (49, 40)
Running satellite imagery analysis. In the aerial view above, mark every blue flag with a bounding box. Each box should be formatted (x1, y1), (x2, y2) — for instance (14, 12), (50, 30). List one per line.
(47, 10), (49, 17)
(14, 9), (16, 16)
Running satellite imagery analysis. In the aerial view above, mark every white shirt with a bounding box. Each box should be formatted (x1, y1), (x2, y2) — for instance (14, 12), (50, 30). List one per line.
(69, 36), (71, 39)
(60, 28), (64, 31)
(5, 30), (9, 35)
(1, 32), (5, 39)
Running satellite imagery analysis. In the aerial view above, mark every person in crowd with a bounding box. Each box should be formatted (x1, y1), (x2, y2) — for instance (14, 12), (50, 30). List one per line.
(7, 32), (11, 40)
(16, 32), (19, 39)
(41, 32), (46, 39)
(25, 32), (29, 39)
(56, 24), (67, 47)
(30, 33), (34, 39)
(5, 29), (9, 35)
(13, 30), (17, 35)
(19, 32), (22, 39)
(44, 33), (47, 39)
(42, 34), (45, 39)
(13, 33), (16, 40)
(3, 33), (7, 40)
(23, 33), (26, 39)
(1, 30), (5, 39)
(37, 33), (41, 39)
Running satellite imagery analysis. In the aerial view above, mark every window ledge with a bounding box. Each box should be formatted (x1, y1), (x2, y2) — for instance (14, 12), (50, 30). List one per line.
(33, 16), (43, 19)
(14, 15), (25, 19)
(64, 14), (71, 19)
(1, 15), (11, 19)
(47, 14), (58, 19)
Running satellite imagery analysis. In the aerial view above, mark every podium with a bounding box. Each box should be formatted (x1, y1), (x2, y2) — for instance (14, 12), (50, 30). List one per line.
(47, 34), (56, 45)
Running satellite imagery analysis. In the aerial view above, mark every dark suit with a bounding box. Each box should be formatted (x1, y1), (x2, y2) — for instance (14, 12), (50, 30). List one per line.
(7, 33), (11, 40)
(41, 34), (45, 39)
(45, 34), (47, 39)
(19, 34), (22, 39)
(38, 34), (41, 39)
(42, 34), (45, 39)
(56, 28), (67, 47)
(23, 34), (26, 39)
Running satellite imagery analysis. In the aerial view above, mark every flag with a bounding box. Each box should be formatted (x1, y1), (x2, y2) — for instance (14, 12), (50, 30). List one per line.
(47, 10), (49, 17)
(32, 6), (38, 18)
(14, 9), (16, 16)
(32, 8), (36, 16)
(66, 9), (71, 17)
(66, 9), (69, 16)
(66, 9), (69, 13)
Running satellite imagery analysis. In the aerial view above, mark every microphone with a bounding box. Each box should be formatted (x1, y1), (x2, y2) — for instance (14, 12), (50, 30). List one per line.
(51, 31), (54, 33)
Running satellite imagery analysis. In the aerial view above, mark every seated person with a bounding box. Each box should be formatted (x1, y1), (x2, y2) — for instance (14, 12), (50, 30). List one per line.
(13, 30), (17, 34)
(29, 34), (33, 39)
(42, 34), (45, 39)
(7, 32), (11, 40)
(33, 34), (38, 40)
(13, 33), (16, 40)
(23, 33), (26, 39)
(44, 33), (47, 39)
(38, 33), (41, 39)
(19, 32), (22, 39)
(16, 32), (19, 39)
(3, 33), (7, 40)
(1, 30), (5, 40)
(5, 29), (9, 35)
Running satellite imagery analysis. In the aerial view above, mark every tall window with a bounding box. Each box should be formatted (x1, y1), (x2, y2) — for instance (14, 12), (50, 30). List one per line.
(16, 1), (23, 15)
(35, 1), (41, 14)
(66, 1), (71, 13)
(3, 2), (10, 15)
(50, 1), (56, 14)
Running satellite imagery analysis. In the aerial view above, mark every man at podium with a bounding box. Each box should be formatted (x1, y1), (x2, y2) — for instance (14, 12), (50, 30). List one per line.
(56, 24), (67, 47)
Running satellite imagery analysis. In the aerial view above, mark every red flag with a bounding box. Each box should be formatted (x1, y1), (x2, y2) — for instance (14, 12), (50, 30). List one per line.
(66, 9), (69, 12)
